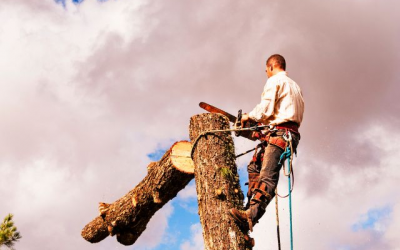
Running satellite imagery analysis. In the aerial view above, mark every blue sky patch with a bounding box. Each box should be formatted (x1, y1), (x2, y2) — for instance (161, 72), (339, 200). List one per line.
(54, 0), (80, 6)
(147, 147), (199, 249)
(55, 0), (108, 7)
(351, 205), (392, 233)
(147, 147), (168, 161)
(152, 191), (200, 250)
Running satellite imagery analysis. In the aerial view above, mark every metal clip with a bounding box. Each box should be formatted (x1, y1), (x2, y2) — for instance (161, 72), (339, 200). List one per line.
(283, 131), (292, 142)
(268, 125), (278, 133)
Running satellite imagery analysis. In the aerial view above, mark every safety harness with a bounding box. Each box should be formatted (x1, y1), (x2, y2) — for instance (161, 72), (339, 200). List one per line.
(241, 125), (297, 250)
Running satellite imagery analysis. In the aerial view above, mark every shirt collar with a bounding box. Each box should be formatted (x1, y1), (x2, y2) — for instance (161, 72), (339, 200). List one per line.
(268, 71), (287, 81)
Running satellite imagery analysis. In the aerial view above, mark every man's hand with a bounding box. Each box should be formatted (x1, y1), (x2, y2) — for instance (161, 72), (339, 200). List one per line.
(241, 113), (252, 127)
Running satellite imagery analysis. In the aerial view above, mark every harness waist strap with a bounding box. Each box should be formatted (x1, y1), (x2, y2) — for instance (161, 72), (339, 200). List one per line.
(275, 122), (299, 134)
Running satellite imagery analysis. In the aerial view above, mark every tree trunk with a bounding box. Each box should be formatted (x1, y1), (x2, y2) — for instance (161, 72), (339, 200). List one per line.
(81, 141), (194, 245)
(189, 113), (253, 250)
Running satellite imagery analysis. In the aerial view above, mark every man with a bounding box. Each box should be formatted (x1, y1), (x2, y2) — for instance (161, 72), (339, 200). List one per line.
(230, 54), (305, 232)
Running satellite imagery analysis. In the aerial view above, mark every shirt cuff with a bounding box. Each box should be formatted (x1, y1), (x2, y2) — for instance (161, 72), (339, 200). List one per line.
(248, 110), (260, 122)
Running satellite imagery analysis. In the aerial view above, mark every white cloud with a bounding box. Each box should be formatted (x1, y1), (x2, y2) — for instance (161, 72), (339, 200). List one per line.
(135, 203), (174, 249)
(180, 223), (204, 250)
(384, 203), (400, 250)
(0, 1), (174, 249)
(0, 0), (399, 249)
(178, 181), (197, 200)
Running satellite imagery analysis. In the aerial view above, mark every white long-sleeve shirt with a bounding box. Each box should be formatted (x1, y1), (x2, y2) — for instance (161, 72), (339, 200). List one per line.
(248, 71), (304, 127)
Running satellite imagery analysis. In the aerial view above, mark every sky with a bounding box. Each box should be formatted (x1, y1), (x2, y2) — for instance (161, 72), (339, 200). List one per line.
(0, 0), (399, 249)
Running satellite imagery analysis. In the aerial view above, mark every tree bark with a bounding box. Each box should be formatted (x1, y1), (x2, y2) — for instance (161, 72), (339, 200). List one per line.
(81, 141), (194, 245)
(189, 113), (253, 250)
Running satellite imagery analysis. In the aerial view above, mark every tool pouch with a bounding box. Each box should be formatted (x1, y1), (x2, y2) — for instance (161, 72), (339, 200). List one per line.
(268, 136), (287, 151)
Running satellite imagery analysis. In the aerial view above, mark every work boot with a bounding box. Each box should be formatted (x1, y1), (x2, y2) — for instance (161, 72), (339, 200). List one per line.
(229, 208), (252, 231)
(245, 172), (260, 209)
(230, 182), (271, 232)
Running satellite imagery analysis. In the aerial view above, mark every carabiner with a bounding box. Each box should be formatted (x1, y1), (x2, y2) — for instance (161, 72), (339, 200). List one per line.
(283, 131), (292, 142)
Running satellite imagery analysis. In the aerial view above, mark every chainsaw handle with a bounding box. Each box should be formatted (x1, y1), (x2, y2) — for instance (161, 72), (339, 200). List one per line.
(235, 109), (242, 137)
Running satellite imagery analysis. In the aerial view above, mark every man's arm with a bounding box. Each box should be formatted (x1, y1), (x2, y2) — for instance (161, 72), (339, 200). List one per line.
(247, 81), (279, 124)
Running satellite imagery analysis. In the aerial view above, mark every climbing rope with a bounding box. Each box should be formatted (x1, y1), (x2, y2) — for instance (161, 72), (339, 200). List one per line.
(275, 191), (282, 250)
(276, 141), (295, 198)
(275, 132), (294, 250)
(190, 125), (269, 159)
(287, 147), (294, 250)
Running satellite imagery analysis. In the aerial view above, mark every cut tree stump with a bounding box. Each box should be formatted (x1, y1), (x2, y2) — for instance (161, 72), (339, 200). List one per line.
(189, 113), (253, 250)
(81, 141), (194, 245)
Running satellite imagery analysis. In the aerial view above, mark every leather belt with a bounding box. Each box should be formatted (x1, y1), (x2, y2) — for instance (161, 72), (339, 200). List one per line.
(275, 121), (299, 134)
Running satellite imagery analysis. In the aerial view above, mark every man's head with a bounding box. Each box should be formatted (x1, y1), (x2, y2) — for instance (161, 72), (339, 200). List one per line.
(266, 54), (286, 78)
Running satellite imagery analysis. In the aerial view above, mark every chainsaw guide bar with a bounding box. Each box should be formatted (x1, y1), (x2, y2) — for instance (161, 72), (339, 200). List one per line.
(199, 102), (256, 141)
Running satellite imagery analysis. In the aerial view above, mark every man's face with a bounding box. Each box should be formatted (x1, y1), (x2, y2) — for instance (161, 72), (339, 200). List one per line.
(265, 64), (273, 78)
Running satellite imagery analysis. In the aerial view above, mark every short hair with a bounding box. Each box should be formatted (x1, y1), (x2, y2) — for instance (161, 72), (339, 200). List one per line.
(266, 54), (286, 70)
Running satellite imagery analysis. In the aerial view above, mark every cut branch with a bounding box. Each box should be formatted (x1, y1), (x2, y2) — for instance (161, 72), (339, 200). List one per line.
(81, 141), (194, 245)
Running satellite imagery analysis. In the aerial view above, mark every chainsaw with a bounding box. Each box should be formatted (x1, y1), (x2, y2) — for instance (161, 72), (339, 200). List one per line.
(199, 102), (262, 141)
